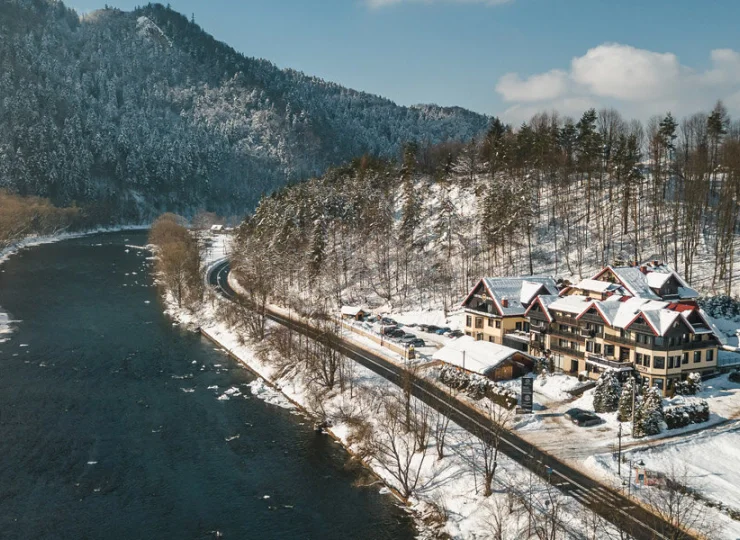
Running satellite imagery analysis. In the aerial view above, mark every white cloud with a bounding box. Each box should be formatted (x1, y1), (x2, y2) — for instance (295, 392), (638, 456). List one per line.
(496, 70), (569, 102)
(571, 44), (681, 101)
(366, 0), (512, 8)
(495, 43), (740, 124)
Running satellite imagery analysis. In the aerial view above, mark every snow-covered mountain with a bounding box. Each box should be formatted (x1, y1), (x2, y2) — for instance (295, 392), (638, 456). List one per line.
(0, 1), (489, 223)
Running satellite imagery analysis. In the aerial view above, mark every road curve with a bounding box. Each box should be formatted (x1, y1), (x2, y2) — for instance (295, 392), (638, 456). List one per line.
(208, 260), (690, 540)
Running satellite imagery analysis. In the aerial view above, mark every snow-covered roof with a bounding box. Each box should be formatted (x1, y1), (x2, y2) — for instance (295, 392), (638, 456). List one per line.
(609, 267), (662, 300)
(341, 306), (366, 317)
(479, 277), (559, 316)
(432, 336), (525, 377)
(572, 278), (622, 294)
(548, 295), (593, 316)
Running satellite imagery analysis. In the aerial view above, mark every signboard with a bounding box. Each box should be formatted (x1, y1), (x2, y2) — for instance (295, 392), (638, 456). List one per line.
(520, 377), (534, 413)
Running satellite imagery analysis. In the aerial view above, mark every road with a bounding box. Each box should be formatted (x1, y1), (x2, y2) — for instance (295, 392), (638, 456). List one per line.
(209, 260), (691, 540)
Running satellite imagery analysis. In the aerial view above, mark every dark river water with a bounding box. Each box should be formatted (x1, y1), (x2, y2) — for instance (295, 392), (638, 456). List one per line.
(0, 231), (414, 540)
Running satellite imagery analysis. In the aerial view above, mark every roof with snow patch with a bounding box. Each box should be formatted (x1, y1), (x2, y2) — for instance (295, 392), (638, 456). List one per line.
(432, 336), (528, 376)
(479, 277), (559, 316)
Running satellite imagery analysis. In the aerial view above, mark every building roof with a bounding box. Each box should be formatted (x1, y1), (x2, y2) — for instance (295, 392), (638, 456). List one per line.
(475, 276), (559, 316)
(432, 336), (527, 377)
(571, 278), (624, 295)
(608, 266), (662, 300)
(548, 295), (593, 316)
(340, 305), (366, 317)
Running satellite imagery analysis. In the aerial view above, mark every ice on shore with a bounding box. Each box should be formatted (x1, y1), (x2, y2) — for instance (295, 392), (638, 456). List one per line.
(247, 379), (295, 410)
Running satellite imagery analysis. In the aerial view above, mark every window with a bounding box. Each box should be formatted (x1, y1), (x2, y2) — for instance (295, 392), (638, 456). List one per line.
(594, 343), (602, 354)
(694, 351), (701, 363)
(707, 349), (714, 363)
(668, 337), (676, 347)
(523, 322), (530, 332)
(466, 315), (472, 327)
(475, 317), (484, 329)
(668, 356), (674, 369)
(487, 318), (493, 327)
(682, 353), (688, 365)
(516, 322), (522, 331)
(653, 378), (664, 391)
(476, 333), (483, 341)
(495, 320), (501, 329)
(654, 356), (665, 369)
(645, 335), (654, 346)
(635, 353), (643, 365)
(586, 341), (594, 353)
(605, 344), (615, 357)
(488, 336), (493, 343)
(644, 355), (651, 368)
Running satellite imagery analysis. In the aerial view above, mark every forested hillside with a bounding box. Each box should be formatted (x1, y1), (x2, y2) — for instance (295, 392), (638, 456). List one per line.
(0, 0), (489, 223)
(234, 105), (740, 314)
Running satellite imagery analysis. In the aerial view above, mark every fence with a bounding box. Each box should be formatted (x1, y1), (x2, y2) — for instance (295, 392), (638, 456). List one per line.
(340, 320), (414, 360)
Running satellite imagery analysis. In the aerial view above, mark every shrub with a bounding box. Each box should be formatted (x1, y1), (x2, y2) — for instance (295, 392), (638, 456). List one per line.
(664, 400), (710, 429)
(674, 372), (702, 396)
(437, 366), (517, 409)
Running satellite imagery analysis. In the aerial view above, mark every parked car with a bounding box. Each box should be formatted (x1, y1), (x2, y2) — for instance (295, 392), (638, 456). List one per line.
(564, 408), (603, 427)
(408, 338), (425, 348)
(366, 315), (379, 323)
(417, 324), (430, 332)
(435, 327), (451, 335)
(426, 325), (440, 333)
(380, 325), (399, 335)
(399, 334), (418, 343)
(389, 329), (407, 339)
(381, 317), (398, 326)
(448, 330), (464, 338)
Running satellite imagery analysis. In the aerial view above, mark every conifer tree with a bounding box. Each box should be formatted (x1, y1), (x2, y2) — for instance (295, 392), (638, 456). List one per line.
(634, 386), (663, 437)
(592, 369), (622, 413)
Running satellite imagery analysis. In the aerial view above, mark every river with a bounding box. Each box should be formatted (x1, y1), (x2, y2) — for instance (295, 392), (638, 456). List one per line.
(0, 231), (415, 539)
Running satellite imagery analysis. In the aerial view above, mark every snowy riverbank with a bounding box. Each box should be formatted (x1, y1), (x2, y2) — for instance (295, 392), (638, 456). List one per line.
(0, 225), (150, 266)
(152, 244), (633, 539)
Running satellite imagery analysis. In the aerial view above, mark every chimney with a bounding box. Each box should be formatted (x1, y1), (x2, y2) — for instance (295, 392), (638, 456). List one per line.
(502, 298), (509, 308)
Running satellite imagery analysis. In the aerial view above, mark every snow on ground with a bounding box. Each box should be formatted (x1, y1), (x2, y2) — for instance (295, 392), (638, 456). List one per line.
(582, 424), (740, 539)
(158, 255), (622, 539)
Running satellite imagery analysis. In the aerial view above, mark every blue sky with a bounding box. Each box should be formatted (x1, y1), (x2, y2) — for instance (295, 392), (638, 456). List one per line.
(71, 0), (740, 123)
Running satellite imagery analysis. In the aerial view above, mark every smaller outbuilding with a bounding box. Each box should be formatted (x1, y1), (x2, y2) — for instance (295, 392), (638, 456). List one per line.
(432, 336), (535, 381)
(340, 306), (368, 321)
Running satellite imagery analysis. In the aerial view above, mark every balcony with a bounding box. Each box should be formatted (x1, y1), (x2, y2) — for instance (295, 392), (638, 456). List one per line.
(549, 329), (586, 343)
(585, 354), (633, 371)
(550, 343), (585, 358)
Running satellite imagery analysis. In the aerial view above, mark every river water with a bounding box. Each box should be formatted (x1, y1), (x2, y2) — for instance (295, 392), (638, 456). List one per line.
(0, 231), (415, 539)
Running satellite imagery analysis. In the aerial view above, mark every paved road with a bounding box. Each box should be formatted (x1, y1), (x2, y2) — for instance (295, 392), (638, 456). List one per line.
(208, 260), (691, 540)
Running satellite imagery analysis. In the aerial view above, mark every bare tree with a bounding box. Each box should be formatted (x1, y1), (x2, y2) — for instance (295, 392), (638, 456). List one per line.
(357, 389), (429, 500)
(644, 466), (717, 540)
(470, 403), (512, 497)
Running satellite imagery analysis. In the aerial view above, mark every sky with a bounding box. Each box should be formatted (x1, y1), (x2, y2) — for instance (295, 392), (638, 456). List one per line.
(69, 0), (740, 124)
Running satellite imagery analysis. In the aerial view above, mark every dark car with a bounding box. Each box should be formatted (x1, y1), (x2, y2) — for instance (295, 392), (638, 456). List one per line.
(381, 317), (398, 326)
(380, 325), (399, 335)
(408, 338), (425, 348)
(398, 334), (417, 343)
(448, 330), (464, 338)
(417, 324), (430, 332)
(564, 408), (603, 427)
(389, 329), (407, 338)
(426, 325), (440, 333)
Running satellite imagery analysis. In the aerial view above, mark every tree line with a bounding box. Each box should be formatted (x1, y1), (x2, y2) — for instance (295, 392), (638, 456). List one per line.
(0, 190), (79, 251)
(234, 102), (740, 314)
